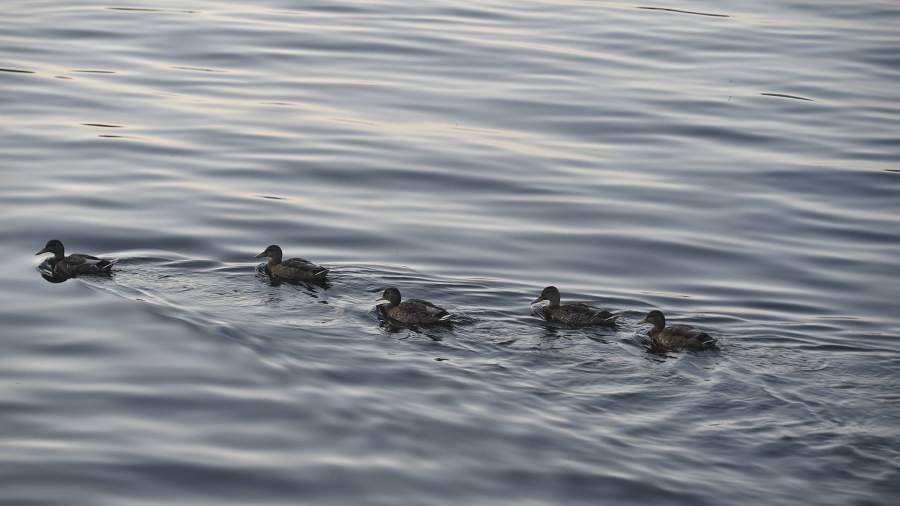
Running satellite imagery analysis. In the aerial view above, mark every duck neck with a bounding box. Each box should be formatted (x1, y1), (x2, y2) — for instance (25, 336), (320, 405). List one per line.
(547, 294), (560, 308)
(648, 318), (664, 337)
(267, 254), (282, 267)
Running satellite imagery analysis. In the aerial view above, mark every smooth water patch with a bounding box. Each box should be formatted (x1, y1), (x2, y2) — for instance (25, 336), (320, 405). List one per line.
(2, 0), (899, 504)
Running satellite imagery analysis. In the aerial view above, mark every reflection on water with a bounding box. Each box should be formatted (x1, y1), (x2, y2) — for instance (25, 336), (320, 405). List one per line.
(636, 6), (730, 18)
(760, 92), (814, 101)
(2, 0), (899, 505)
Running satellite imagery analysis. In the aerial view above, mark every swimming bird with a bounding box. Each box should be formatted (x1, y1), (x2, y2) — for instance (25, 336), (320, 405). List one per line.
(375, 287), (451, 326)
(530, 286), (617, 327)
(640, 309), (717, 351)
(35, 239), (114, 277)
(255, 244), (328, 282)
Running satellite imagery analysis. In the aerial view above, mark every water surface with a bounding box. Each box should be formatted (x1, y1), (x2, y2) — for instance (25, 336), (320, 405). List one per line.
(2, 1), (899, 504)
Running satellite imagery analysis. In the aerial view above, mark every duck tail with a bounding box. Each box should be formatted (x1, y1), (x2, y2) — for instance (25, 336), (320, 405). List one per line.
(313, 267), (329, 280)
(438, 312), (452, 322)
(97, 258), (116, 272)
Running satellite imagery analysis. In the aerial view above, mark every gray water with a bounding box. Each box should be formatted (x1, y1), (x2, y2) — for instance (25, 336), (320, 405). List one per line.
(2, 1), (899, 504)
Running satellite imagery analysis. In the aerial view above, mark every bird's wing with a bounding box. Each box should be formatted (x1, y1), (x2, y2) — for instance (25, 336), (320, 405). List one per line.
(282, 257), (316, 269)
(65, 254), (114, 273)
(70, 254), (114, 267)
(407, 299), (450, 320)
(554, 304), (615, 325)
(282, 258), (328, 276)
(588, 307), (618, 323)
(669, 325), (717, 346)
(555, 304), (599, 325)
(66, 254), (93, 266)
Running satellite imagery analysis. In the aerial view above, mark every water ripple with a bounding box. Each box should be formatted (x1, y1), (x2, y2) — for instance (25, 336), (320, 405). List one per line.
(1, 0), (898, 504)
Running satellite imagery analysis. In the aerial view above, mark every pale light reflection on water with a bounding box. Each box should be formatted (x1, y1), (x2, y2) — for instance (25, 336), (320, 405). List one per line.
(1, 1), (899, 504)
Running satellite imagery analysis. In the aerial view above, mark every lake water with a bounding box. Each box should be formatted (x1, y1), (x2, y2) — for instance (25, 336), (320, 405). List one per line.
(2, 1), (899, 504)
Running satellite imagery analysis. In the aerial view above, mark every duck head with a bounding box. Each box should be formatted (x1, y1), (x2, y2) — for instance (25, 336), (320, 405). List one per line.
(375, 287), (402, 308)
(255, 244), (283, 264)
(531, 286), (561, 307)
(36, 239), (65, 260)
(640, 310), (666, 331)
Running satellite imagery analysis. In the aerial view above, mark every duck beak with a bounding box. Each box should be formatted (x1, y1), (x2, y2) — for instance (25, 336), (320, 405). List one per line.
(255, 251), (268, 259)
(531, 295), (545, 305)
(375, 298), (390, 306)
(35, 247), (49, 256)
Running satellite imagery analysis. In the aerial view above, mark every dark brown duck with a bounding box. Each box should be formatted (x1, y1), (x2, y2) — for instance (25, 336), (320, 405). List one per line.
(375, 287), (451, 326)
(255, 244), (328, 282)
(36, 239), (114, 276)
(641, 309), (718, 351)
(531, 286), (617, 327)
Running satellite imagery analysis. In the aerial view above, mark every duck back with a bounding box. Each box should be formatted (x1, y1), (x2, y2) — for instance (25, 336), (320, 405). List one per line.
(271, 257), (328, 281)
(57, 253), (114, 276)
(384, 299), (450, 325)
(654, 324), (717, 350)
(544, 303), (616, 327)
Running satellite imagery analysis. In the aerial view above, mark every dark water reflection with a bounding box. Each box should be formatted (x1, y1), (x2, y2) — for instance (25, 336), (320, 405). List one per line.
(2, 0), (899, 504)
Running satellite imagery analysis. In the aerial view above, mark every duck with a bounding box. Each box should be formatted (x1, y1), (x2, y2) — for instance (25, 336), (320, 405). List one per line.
(640, 309), (717, 351)
(530, 286), (617, 327)
(255, 244), (328, 282)
(375, 287), (451, 326)
(35, 239), (114, 276)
